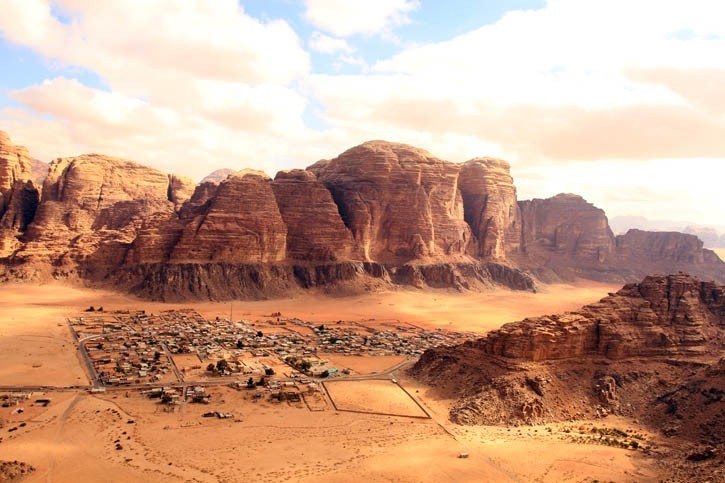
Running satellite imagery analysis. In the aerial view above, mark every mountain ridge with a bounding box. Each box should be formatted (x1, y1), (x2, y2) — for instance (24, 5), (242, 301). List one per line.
(0, 130), (723, 299)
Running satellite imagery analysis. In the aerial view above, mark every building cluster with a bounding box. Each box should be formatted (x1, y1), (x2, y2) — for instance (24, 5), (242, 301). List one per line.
(68, 309), (477, 388)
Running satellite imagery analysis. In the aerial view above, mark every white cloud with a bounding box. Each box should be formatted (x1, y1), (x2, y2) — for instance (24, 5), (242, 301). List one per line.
(309, 31), (353, 54)
(304, 0), (419, 37)
(1, 0), (724, 226)
(303, 0), (725, 224)
(0, 0), (314, 179)
(309, 0), (725, 163)
(513, 159), (725, 225)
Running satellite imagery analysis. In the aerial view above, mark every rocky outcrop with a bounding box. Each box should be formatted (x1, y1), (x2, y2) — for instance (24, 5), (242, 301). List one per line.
(0, 132), (38, 257)
(411, 273), (723, 415)
(514, 196), (725, 283)
(605, 230), (725, 283)
(115, 260), (535, 301)
(0, 131), (33, 216)
(519, 193), (614, 262)
(0, 460), (35, 481)
(309, 141), (472, 263)
(11, 154), (182, 278)
(475, 273), (723, 361)
(169, 170), (287, 264)
(271, 169), (354, 261)
(410, 273), (724, 478)
(459, 158), (521, 259)
(0, 132), (723, 296)
(616, 229), (711, 264)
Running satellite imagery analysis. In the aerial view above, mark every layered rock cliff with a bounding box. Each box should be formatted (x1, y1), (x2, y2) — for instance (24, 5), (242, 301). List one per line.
(309, 141), (473, 263)
(0, 132), (38, 257)
(169, 170), (287, 264)
(471, 273), (723, 362)
(459, 158), (521, 259)
(0, 131), (722, 298)
(271, 169), (354, 262)
(411, 273), (724, 478)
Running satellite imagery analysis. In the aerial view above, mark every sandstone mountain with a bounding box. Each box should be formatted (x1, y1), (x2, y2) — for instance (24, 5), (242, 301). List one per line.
(0, 131), (37, 257)
(0, 131), (723, 299)
(410, 273), (724, 479)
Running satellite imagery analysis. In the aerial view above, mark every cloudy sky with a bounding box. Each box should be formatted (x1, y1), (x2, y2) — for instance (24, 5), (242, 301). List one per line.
(0, 0), (723, 226)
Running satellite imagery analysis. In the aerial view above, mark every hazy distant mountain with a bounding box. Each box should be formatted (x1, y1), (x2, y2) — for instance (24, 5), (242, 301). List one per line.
(683, 226), (724, 248)
(200, 168), (235, 184)
(610, 215), (685, 234)
(610, 216), (725, 248)
(30, 158), (50, 187)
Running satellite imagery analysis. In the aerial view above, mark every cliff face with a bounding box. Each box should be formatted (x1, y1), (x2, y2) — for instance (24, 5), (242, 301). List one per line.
(514, 196), (725, 283)
(9, 153), (183, 278)
(0, 132), (723, 297)
(0, 131), (33, 204)
(410, 274), (724, 465)
(474, 273), (723, 361)
(519, 193), (615, 262)
(271, 169), (354, 262)
(309, 141), (472, 263)
(0, 132), (38, 257)
(169, 170), (287, 264)
(616, 229), (710, 264)
(459, 158), (521, 259)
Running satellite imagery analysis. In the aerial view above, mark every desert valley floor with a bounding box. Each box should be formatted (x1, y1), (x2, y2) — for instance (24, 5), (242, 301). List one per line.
(0, 281), (682, 482)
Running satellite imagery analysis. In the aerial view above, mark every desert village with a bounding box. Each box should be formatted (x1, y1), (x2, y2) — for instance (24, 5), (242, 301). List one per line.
(0, 285), (686, 482)
(3, 306), (477, 424)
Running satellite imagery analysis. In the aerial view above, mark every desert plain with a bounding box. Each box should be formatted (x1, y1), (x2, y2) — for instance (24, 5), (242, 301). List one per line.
(0, 281), (674, 482)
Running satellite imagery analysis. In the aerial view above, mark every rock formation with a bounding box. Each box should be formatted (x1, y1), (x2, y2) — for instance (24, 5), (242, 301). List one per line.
(458, 158), (521, 259)
(169, 170), (287, 264)
(0, 132), (723, 297)
(271, 169), (354, 261)
(518, 193), (614, 262)
(0, 132), (38, 257)
(11, 154), (179, 278)
(477, 273), (722, 361)
(309, 141), (472, 263)
(410, 273), (724, 479)
(616, 229), (713, 264)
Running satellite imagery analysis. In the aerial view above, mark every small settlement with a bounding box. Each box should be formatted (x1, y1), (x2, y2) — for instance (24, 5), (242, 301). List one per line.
(66, 309), (477, 411)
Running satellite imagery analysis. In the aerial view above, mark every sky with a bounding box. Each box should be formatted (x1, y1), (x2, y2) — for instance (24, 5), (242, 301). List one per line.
(0, 0), (723, 227)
